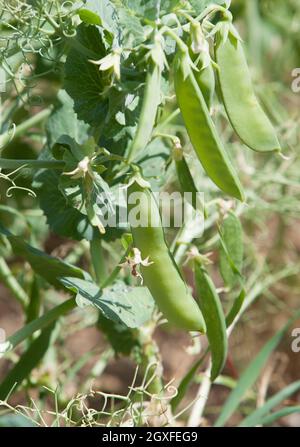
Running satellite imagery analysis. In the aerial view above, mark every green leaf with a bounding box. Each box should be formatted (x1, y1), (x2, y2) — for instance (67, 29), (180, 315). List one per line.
(239, 381), (300, 427)
(214, 312), (300, 427)
(219, 211), (244, 288)
(58, 161), (114, 234)
(194, 263), (228, 381)
(35, 168), (95, 241)
(4, 299), (75, 354)
(60, 277), (155, 328)
(117, 7), (145, 46)
(137, 138), (170, 190)
(64, 24), (110, 126)
(79, 9), (103, 26)
(0, 322), (56, 400)
(117, 0), (159, 21)
(46, 90), (90, 148)
(0, 225), (90, 287)
(171, 350), (208, 411)
(97, 313), (141, 356)
(189, 0), (228, 15)
(260, 406), (300, 426)
(34, 167), (122, 242)
(81, 0), (119, 33)
(226, 288), (246, 327)
(118, 0), (189, 20)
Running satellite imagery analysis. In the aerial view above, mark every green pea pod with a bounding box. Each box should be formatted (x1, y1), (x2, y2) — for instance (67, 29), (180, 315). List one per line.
(225, 288), (245, 328)
(193, 58), (215, 111)
(174, 48), (245, 201)
(215, 22), (281, 153)
(188, 21), (215, 109)
(219, 211), (244, 288)
(174, 149), (207, 217)
(194, 260), (228, 381)
(127, 180), (206, 333)
(127, 46), (162, 162)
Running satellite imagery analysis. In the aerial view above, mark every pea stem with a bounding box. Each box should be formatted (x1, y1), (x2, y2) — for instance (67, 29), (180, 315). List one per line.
(0, 108), (52, 148)
(159, 26), (188, 53)
(100, 245), (132, 289)
(90, 239), (107, 287)
(155, 108), (180, 133)
(6, 298), (76, 352)
(195, 4), (232, 22)
(0, 159), (65, 170)
(0, 257), (29, 308)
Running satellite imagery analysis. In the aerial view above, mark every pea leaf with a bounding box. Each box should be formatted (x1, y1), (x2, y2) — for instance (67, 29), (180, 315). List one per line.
(64, 24), (110, 126)
(189, 0), (228, 14)
(117, 8), (145, 47)
(219, 211), (244, 288)
(78, 9), (103, 26)
(0, 224), (89, 287)
(225, 288), (246, 327)
(35, 168), (95, 241)
(171, 350), (208, 411)
(97, 313), (141, 356)
(60, 277), (155, 328)
(194, 262), (228, 381)
(0, 322), (56, 400)
(46, 90), (90, 148)
(34, 166), (122, 242)
(81, 0), (119, 33)
(137, 138), (170, 190)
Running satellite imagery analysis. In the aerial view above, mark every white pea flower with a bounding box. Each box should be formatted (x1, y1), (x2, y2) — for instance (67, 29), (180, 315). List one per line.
(89, 48), (121, 80)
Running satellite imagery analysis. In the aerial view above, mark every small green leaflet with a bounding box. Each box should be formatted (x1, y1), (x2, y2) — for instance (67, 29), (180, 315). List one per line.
(97, 313), (141, 356)
(0, 322), (56, 400)
(80, 0), (118, 34)
(34, 166), (122, 242)
(137, 139), (170, 190)
(0, 224), (89, 287)
(46, 90), (90, 148)
(34, 168), (95, 241)
(194, 262), (228, 381)
(78, 9), (103, 26)
(225, 288), (246, 328)
(219, 211), (244, 288)
(189, 0), (229, 15)
(171, 350), (209, 411)
(60, 277), (155, 328)
(53, 136), (115, 234)
(64, 24), (110, 126)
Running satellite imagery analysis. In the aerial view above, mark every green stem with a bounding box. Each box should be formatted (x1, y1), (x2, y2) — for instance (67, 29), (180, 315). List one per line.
(160, 27), (188, 53)
(154, 108), (180, 134)
(0, 108), (52, 148)
(0, 257), (29, 307)
(6, 298), (76, 352)
(26, 276), (42, 324)
(90, 239), (107, 286)
(0, 159), (65, 170)
(100, 245), (132, 289)
(139, 326), (164, 396)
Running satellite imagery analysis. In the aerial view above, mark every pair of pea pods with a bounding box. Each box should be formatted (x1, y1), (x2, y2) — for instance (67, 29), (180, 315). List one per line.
(175, 21), (281, 202)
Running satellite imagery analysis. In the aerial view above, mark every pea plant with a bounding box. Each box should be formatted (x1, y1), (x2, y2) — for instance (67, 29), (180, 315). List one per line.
(0, 0), (300, 427)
